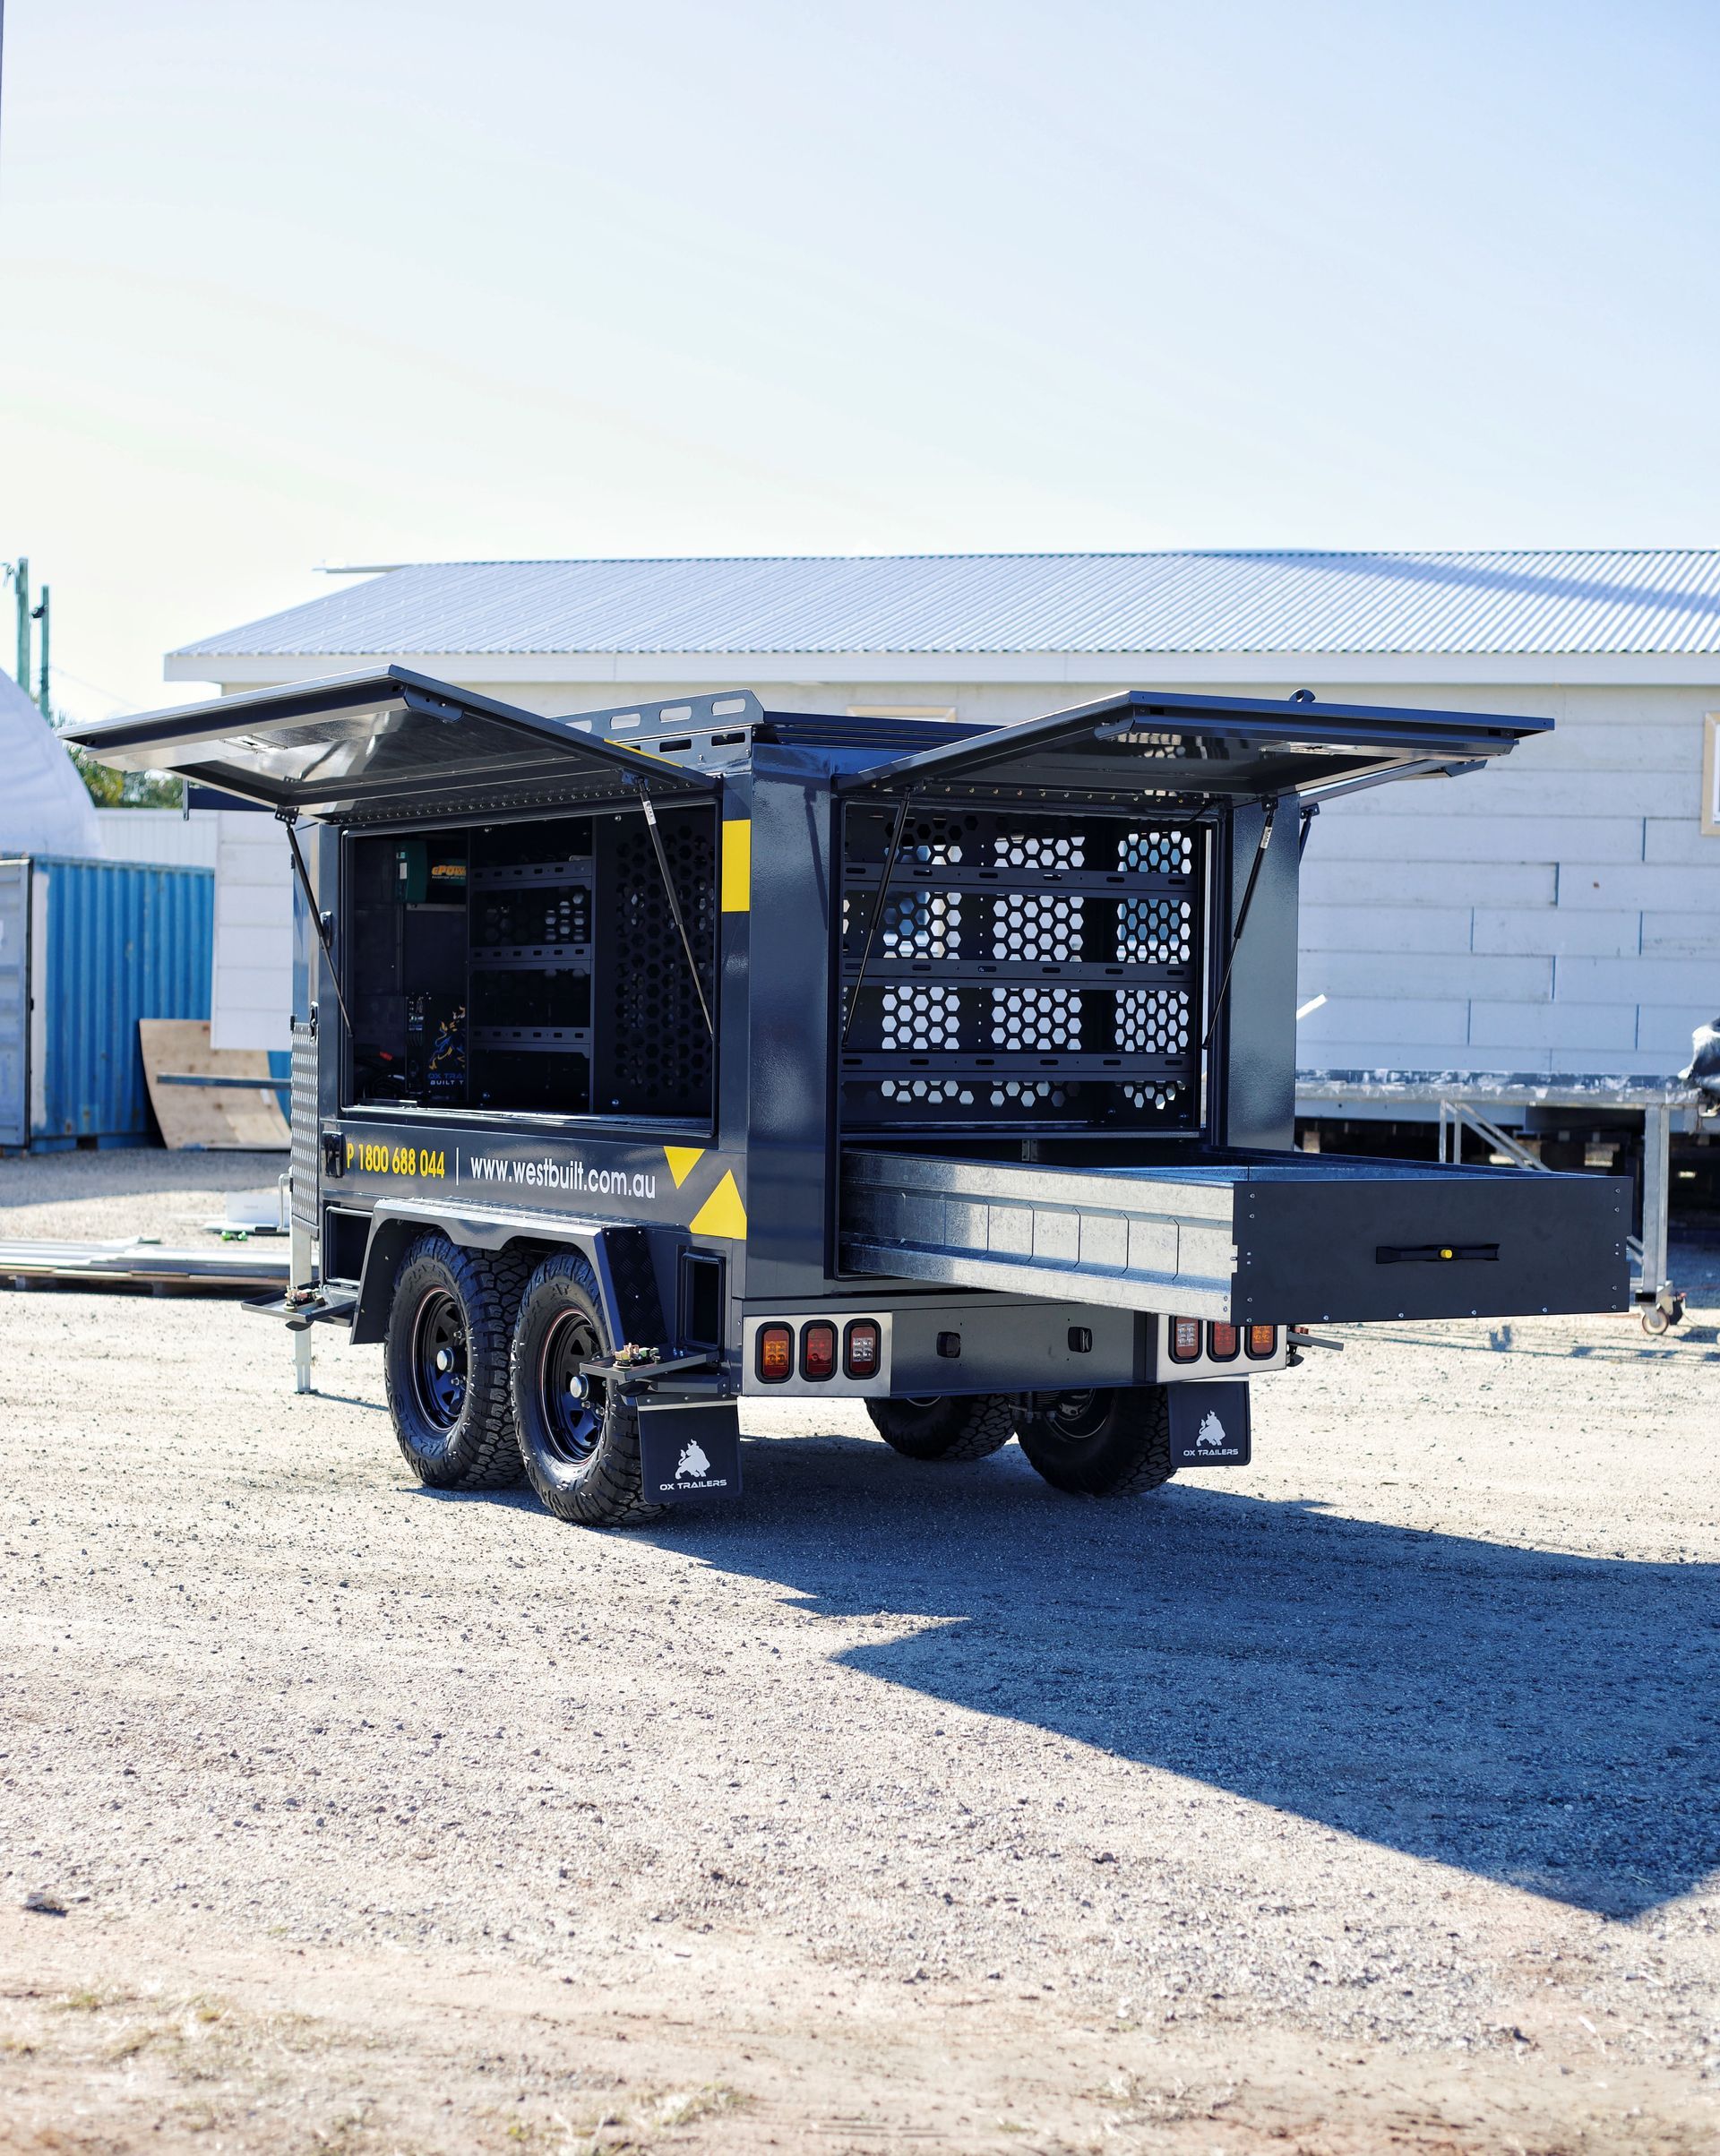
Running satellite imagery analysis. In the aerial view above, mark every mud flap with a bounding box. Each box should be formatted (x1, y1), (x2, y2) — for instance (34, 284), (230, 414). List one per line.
(1168, 1381), (1251, 1467)
(636, 1399), (744, 1503)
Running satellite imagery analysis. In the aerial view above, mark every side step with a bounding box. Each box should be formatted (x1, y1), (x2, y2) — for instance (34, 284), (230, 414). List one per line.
(245, 1285), (359, 1331)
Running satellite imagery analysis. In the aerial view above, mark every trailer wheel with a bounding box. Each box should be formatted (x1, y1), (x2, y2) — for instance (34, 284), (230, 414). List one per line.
(509, 1251), (665, 1529)
(865, 1395), (1016, 1462)
(384, 1234), (528, 1489)
(1014, 1387), (1176, 1498)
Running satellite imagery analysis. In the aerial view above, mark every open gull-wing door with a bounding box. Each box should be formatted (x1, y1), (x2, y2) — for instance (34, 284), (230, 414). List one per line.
(839, 688), (1543, 804)
(62, 667), (715, 823)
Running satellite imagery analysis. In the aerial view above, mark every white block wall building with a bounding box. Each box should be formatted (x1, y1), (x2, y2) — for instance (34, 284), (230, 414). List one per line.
(164, 550), (1720, 1078)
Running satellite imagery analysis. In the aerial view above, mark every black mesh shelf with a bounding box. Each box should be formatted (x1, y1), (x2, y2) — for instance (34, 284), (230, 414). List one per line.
(469, 860), (596, 889)
(841, 863), (1192, 896)
(469, 943), (592, 971)
(469, 1026), (593, 1054)
(841, 1052), (1191, 1078)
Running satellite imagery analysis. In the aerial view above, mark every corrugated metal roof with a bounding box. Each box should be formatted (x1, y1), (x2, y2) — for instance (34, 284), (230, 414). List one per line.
(171, 548), (1720, 659)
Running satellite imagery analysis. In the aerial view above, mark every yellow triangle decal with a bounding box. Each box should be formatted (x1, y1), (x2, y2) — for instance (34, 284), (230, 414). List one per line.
(663, 1146), (705, 1190)
(688, 1170), (747, 1241)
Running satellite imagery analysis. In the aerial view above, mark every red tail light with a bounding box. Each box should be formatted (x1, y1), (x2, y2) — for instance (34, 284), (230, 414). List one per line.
(1208, 1322), (1239, 1361)
(756, 1324), (793, 1382)
(800, 1321), (838, 1381)
(843, 1319), (881, 1379)
(1168, 1316), (1202, 1363)
(1246, 1324), (1277, 1360)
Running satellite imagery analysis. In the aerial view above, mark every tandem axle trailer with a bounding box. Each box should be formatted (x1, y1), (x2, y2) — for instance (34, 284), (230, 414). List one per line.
(69, 673), (1627, 1524)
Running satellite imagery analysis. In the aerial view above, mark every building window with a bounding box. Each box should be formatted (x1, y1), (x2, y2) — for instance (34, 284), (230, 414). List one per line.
(846, 705), (957, 721)
(1706, 713), (1720, 837)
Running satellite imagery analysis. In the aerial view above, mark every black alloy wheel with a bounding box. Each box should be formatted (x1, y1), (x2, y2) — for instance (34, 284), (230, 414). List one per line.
(383, 1233), (528, 1489)
(535, 1303), (606, 1466)
(509, 1250), (664, 1527)
(409, 1288), (469, 1430)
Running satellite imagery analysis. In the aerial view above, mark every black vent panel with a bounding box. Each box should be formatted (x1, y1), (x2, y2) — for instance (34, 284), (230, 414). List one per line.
(839, 805), (1202, 1131)
(598, 812), (717, 1118)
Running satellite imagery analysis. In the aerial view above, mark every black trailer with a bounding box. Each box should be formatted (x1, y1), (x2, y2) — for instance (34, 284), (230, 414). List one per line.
(68, 673), (1627, 1523)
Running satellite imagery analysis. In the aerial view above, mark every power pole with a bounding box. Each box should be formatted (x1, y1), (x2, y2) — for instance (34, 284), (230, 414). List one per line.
(32, 583), (49, 719)
(4, 557), (26, 691)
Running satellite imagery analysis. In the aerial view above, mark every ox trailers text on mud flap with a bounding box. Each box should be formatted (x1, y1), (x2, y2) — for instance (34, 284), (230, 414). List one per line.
(67, 672), (1628, 1525)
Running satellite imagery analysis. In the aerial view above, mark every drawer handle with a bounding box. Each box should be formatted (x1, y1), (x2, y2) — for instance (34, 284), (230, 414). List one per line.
(1377, 1242), (1499, 1265)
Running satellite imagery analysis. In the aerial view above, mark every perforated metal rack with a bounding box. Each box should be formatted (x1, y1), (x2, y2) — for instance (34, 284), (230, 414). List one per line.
(597, 814), (718, 1119)
(288, 1018), (319, 1227)
(838, 803), (1205, 1130)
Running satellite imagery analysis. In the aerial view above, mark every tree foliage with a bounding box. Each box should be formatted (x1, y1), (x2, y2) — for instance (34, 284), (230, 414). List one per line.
(64, 734), (184, 809)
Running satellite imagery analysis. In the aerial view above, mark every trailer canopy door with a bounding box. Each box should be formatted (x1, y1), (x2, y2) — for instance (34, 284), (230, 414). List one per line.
(63, 668), (716, 823)
(840, 688), (1541, 806)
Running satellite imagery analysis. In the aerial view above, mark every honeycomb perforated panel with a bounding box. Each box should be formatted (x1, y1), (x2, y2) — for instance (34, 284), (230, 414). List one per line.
(839, 804), (1203, 1130)
(598, 814), (717, 1118)
(289, 1019), (319, 1226)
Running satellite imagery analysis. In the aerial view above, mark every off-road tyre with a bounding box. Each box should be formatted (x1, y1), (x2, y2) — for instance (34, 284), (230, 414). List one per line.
(865, 1394), (1017, 1462)
(384, 1234), (529, 1489)
(509, 1250), (666, 1529)
(1014, 1386), (1176, 1498)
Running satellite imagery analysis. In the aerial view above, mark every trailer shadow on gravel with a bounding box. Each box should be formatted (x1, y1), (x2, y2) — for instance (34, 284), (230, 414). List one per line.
(656, 1433), (1718, 1922)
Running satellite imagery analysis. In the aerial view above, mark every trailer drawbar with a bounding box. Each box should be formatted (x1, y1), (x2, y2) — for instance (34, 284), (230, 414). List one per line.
(68, 674), (1628, 1525)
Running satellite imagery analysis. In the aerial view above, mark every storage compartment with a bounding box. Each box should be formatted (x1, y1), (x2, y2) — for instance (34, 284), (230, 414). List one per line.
(839, 1145), (1630, 1323)
(837, 803), (1204, 1133)
(680, 1250), (726, 1348)
(346, 803), (716, 1122)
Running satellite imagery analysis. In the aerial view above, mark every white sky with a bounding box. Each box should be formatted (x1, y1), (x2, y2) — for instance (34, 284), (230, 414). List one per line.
(3, 0), (1717, 719)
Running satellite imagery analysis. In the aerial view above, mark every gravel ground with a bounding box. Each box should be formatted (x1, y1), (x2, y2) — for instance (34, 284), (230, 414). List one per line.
(0, 1146), (288, 1243)
(1, 1153), (1716, 2153)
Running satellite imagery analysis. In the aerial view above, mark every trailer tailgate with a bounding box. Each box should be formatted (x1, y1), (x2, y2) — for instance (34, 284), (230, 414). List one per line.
(839, 1148), (1629, 1323)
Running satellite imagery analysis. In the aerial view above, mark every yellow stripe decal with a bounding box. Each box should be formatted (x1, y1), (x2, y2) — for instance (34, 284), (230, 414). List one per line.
(663, 1146), (705, 1189)
(721, 819), (752, 913)
(688, 1170), (747, 1241)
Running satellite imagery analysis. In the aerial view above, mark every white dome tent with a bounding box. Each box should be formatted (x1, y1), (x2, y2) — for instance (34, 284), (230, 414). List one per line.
(0, 667), (103, 858)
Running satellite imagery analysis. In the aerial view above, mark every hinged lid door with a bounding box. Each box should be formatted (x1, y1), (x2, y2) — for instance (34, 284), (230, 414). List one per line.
(64, 668), (717, 824)
(839, 689), (1542, 805)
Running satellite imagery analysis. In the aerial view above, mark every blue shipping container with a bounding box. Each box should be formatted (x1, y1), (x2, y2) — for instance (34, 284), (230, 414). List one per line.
(0, 855), (215, 1152)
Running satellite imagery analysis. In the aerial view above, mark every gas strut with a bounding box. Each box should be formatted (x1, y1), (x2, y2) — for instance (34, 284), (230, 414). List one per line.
(276, 809), (357, 1038)
(638, 793), (715, 1038)
(841, 789), (914, 1047)
(1201, 798), (1278, 1052)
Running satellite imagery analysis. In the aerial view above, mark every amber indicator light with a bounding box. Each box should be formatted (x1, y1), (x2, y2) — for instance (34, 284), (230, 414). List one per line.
(1246, 1323), (1277, 1360)
(1169, 1316), (1202, 1362)
(756, 1324), (794, 1383)
(1208, 1321), (1240, 1361)
(843, 1319), (881, 1379)
(800, 1321), (838, 1381)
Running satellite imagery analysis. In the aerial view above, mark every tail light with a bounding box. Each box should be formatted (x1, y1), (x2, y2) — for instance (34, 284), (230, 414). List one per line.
(800, 1321), (838, 1381)
(1246, 1323), (1277, 1360)
(1168, 1316), (1202, 1363)
(1208, 1321), (1239, 1361)
(756, 1324), (793, 1382)
(843, 1319), (881, 1379)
